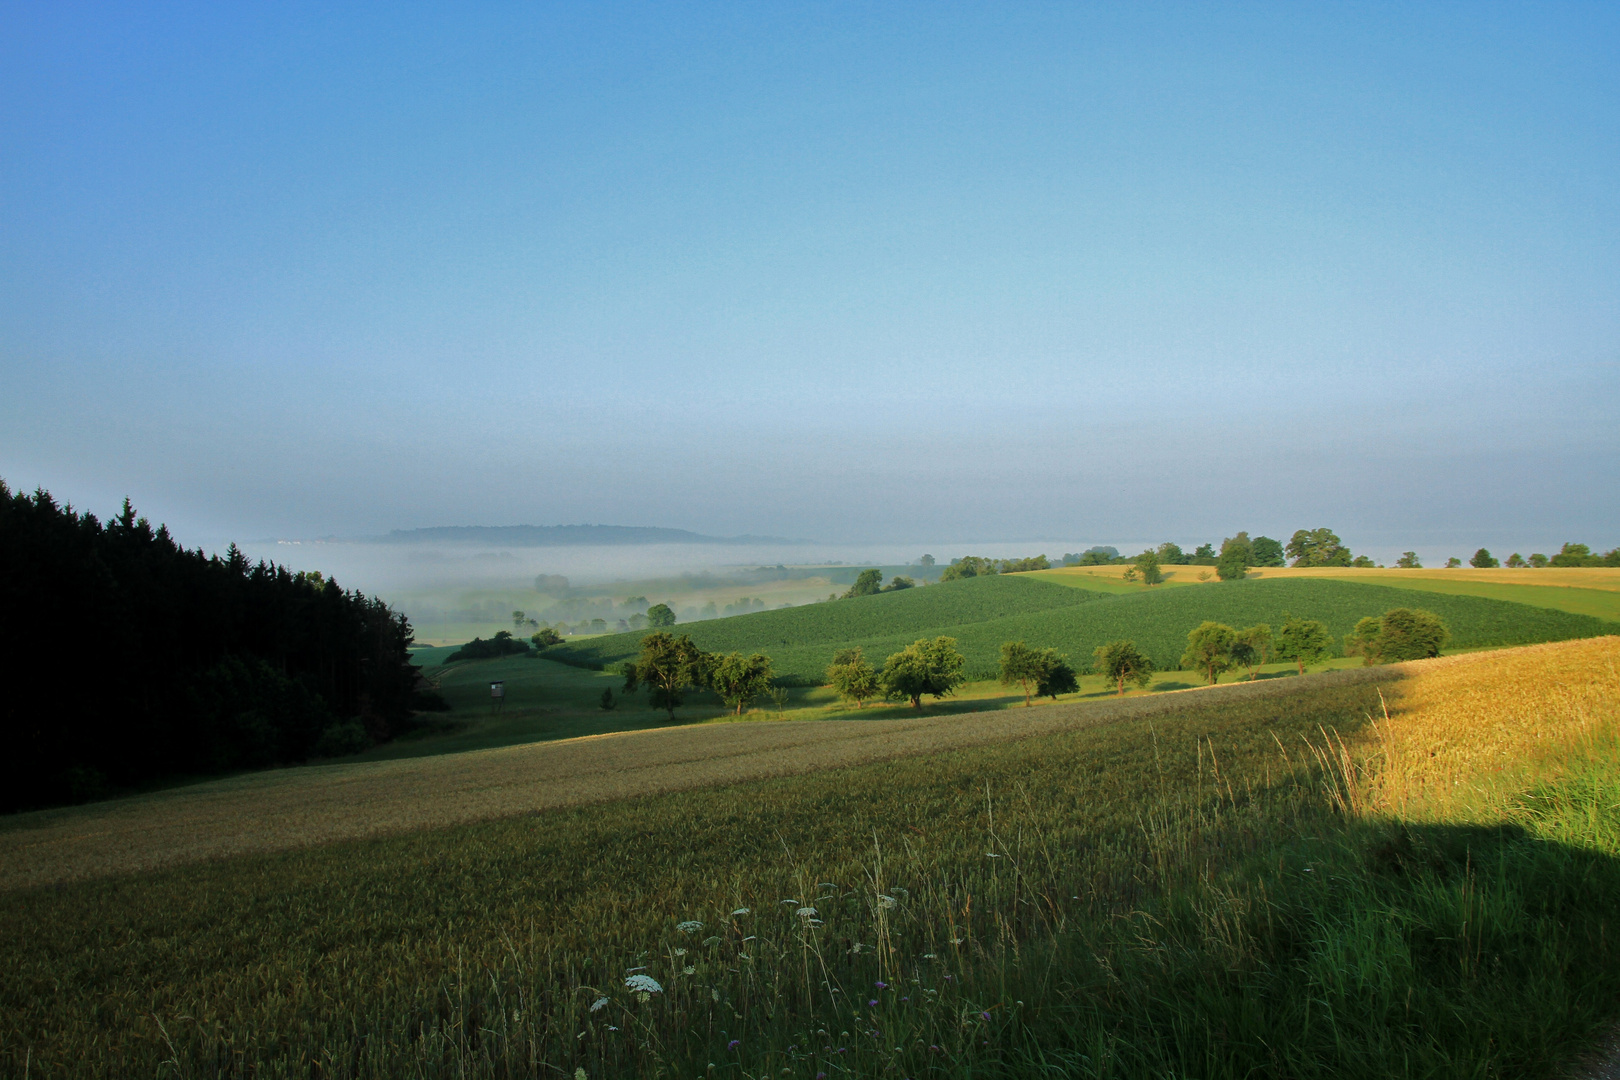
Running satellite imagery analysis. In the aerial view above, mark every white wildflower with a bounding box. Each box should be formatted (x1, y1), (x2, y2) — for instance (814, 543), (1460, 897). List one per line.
(711, 987), (721, 1002)
(589, 996), (609, 1013)
(673, 948), (687, 957)
(796, 906), (817, 918)
(780, 899), (799, 905)
(625, 974), (663, 995)
(702, 936), (722, 947)
(575, 1068), (587, 1080)
(732, 907), (750, 916)
(683, 965), (696, 975)
(876, 894), (897, 910)
(677, 920), (703, 934)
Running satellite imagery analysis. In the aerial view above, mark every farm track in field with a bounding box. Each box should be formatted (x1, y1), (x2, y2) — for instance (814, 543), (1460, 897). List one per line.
(0, 665), (1406, 891)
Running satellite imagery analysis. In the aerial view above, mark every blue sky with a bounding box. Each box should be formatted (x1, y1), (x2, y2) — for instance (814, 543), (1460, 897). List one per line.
(3, 2), (1617, 554)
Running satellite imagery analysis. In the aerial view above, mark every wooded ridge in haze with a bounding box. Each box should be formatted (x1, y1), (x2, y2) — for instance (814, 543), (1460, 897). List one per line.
(380, 525), (800, 546)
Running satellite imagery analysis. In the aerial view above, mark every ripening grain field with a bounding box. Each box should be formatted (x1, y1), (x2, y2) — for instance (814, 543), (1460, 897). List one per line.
(2, 638), (1617, 1078)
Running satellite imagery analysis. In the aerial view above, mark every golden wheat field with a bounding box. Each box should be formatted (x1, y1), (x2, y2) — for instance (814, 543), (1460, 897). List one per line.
(6, 638), (1616, 894)
(0, 669), (1408, 891)
(1359, 635), (1620, 818)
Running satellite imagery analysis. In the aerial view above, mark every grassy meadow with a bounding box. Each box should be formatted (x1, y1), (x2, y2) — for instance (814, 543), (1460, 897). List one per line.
(2, 638), (1618, 1078)
(547, 573), (1614, 682)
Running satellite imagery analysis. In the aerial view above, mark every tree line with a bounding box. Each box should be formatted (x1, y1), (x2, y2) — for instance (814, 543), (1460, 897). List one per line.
(615, 601), (1449, 722)
(0, 481), (425, 811)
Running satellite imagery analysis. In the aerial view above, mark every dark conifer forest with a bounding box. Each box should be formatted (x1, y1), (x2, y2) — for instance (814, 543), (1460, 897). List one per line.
(0, 480), (420, 811)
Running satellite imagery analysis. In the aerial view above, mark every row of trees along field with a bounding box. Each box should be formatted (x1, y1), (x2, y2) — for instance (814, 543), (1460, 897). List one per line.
(1078, 530), (1619, 582)
(618, 632), (980, 718)
(622, 603), (1451, 719)
(0, 482), (428, 812)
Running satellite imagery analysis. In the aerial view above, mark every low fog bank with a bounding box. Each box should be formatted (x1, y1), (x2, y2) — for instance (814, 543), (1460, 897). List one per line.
(233, 538), (1120, 595)
(232, 537), (1108, 645)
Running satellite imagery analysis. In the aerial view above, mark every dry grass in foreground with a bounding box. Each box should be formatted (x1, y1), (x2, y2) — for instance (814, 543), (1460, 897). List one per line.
(0, 667), (1403, 891)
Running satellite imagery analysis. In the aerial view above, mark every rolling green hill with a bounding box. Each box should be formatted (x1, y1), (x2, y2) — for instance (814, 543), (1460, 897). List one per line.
(545, 575), (1615, 683)
(545, 573), (1104, 673)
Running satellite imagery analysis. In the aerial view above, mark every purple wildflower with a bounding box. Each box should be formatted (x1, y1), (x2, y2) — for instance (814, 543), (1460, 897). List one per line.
(874, 981), (887, 989)
(727, 1040), (740, 1051)
(868, 999), (878, 1007)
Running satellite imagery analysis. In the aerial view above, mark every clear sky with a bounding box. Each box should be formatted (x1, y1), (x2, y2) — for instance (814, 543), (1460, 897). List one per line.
(3, 2), (1617, 554)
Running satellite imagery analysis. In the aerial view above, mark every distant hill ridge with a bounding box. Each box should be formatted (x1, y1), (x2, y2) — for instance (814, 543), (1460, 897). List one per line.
(381, 524), (799, 546)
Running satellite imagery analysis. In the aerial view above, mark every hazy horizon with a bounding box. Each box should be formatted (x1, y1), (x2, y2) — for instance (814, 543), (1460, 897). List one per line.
(4, 4), (1617, 553)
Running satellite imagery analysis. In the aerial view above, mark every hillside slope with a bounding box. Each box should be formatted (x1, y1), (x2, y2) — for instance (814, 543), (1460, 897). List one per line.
(545, 573), (1105, 673)
(548, 576), (1614, 682)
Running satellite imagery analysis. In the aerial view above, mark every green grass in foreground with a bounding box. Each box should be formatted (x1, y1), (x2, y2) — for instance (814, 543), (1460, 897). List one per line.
(547, 576), (1614, 683)
(3, 673), (1616, 1078)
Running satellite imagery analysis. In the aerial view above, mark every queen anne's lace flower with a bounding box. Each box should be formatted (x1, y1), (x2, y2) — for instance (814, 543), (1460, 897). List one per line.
(676, 920), (703, 934)
(625, 974), (663, 994)
(589, 996), (609, 1013)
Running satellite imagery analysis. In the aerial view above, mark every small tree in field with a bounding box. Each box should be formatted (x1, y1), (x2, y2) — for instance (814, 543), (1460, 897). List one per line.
(1216, 544), (1248, 581)
(825, 648), (879, 708)
(1470, 548), (1500, 568)
(1000, 641), (1043, 705)
(1231, 623), (1272, 679)
(1182, 621), (1236, 685)
(623, 632), (710, 719)
(1506, 553), (1527, 568)
(1376, 608), (1449, 661)
(1251, 535), (1285, 567)
(1277, 615), (1331, 675)
(711, 651), (774, 715)
(646, 603), (676, 628)
(999, 641), (1074, 705)
(1035, 651), (1079, 699)
(843, 569), (884, 598)
(1093, 640), (1154, 696)
(880, 637), (967, 708)
(1134, 549), (1164, 586)
(1344, 616), (1385, 665)
(1396, 552), (1421, 568)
